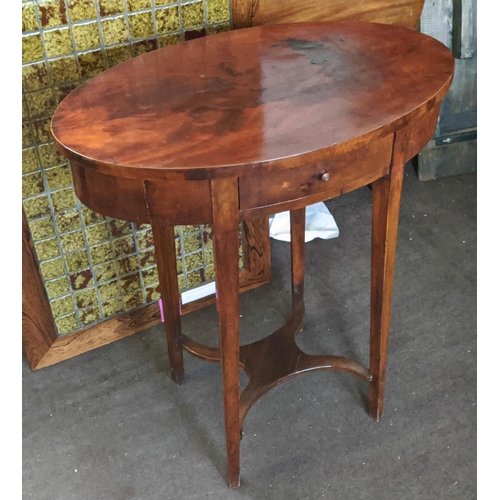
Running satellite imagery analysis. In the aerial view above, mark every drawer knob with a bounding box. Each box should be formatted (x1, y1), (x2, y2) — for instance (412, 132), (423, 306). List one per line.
(320, 172), (330, 182)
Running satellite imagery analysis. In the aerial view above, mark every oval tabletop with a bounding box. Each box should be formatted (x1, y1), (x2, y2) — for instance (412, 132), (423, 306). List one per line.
(51, 22), (454, 179)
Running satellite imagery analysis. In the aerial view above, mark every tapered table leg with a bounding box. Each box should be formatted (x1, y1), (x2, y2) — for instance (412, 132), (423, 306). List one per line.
(369, 131), (407, 421)
(290, 208), (306, 302)
(211, 178), (241, 488)
(151, 220), (184, 384)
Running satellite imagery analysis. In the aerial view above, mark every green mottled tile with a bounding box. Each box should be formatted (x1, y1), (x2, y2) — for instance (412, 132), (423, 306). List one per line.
(73, 21), (101, 51)
(181, 225), (200, 235)
(22, 62), (50, 91)
(55, 313), (79, 334)
(45, 277), (71, 299)
(81, 205), (105, 225)
(98, 0), (124, 17)
(205, 263), (215, 280)
(70, 269), (94, 290)
(22, 147), (40, 174)
(55, 209), (80, 233)
(25, 88), (57, 119)
(45, 165), (72, 189)
(142, 266), (158, 286)
(44, 28), (73, 57)
(105, 44), (132, 67)
(137, 223), (151, 230)
(139, 249), (155, 268)
(90, 242), (113, 264)
(49, 57), (79, 84)
(145, 285), (160, 302)
(177, 273), (187, 291)
(181, 1), (204, 28)
(32, 117), (53, 144)
(117, 255), (139, 275)
(120, 273), (141, 294)
(126, 0), (151, 12)
(156, 6), (180, 34)
(22, 34), (44, 63)
(184, 251), (203, 271)
(22, 98), (29, 122)
(99, 280), (121, 301)
(50, 295), (74, 317)
(40, 257), (65, 280)
(23, 196), (51, 219)
(204, 245), (214, 265)
(22, 2), (40, 32)
(176, 255), (183, 273)
(38, 142), (65, 167)
(37, 0), (68, 28)
(51, 188), (76, 212)
(22, 172), (45, 198)
(80, 306), (102, 325)
(60, 230), (86, 252)
(175, 238), (181, 256)
(131, 39), (157, 56)
(107, 219), (132, 238)
(86, 223), (110, 245)
(158, 33), (182, 47)
(101, 16), (128, 45)
(74, 288), (98, 308)
(113, 235), (136, 258)
(186, 269), (203, 288)
(65, 250), (90, 273)
(207, 0), (230, 24)
(156, 0), (177, 6)
(95, 261), (118, 282)
(182, 234), (202, 253)
(128, 12), (154, 39)
(35, 237), (60, 260)
(78, 50), (106, 78)
(54, 82), (80, 104)
(29, 216), (55, 240)
(23, 122), (34, 148)
(102, 297), (124, 317)
(206, 23), (229, 35)
(67, 0), (97, 22)
(136, 230), (153, 250)
(124, 290), (143, 310)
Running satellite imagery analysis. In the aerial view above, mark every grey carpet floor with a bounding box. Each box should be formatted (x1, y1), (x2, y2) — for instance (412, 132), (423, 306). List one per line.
(23, 166), (476, 500)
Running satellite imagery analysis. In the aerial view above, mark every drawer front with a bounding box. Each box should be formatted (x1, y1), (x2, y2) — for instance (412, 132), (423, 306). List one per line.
(239, 135), (393, 213)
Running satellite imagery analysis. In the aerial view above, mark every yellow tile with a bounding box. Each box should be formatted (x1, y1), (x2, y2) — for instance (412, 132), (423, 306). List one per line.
(54, 82), (80, 104)
(186, 269), (203, 288)
(181, 225), (199, 235)
(128, 11), (155, 39)
(73, 21), (101, 51)
(37, 0), (68, 29)
(22, 34), (44, 63)
(22, 2), (40, 33)
(45, 165), (73, 189)
(105, 44), (132, 67)
(22, 172), (45, 198)
(206, 23), (229, 35)
(70, 269), (94, 289)
(177, 273), (187, 291)
(23, 122), (34, 149)
(80, 306), (102, 325)
(156, 0), (177, 5)
(90, 242), (113, 264)
(65, 250), (90, 272)
(113, 235), (136, 258)
(25, 88), (57, 119)
(182, 234), (202, 253)
(142, 266), (158, 286)
(98, 0), (124, 18)
(55, 210), (80, 233)
(32, 117), (53, 144)
(22, 147), (40, 174)
(35, 237), (60, 260)
(45, 277), (71, 299)
(55, 313), (79, 334)
(78, 50), (106, 79)
(145, 285), (160, 302)
(204, 245), (214, 265)
(95, 261), (118, 282)
(29, 216), (55, 240)
(51, 295), (75, 318)
(74, 288), (98, 308)
(85, 223), (110, 245)
(124, 290), (143, 310)
(181, 1), (204, 28)
(207, 0), (229, 24)
(184, 251), (203, 271)
(40, 257), (65, 280)
(101, 16), (128, 45)
(49, 57), (79, 84)
(99, 280), (121, 301)
(139, 249), (155, 268)
(81, 206), (105, 226)
(158, 33), (182, 47)
(126, 0), (151, 12)
(22, 62), (50, 91)
(117, 255), (139, 275)
(22, 99), (29, 122)
(107, 219), (132, 238)
(44, 28), (74, 58)
(102, 297), (124, 317)
(120, 273), (141, 294)
(51, 188), (77, 212)
(60, 230), (86, 252)
(205, 264), (215, 280)
(67, 0), (97, 22)
(131, 39), (157, 56)
(155, 6), (180, 34)
(23, 196), (51, 219)
(136, 230), (154, 250)
(38, 142), (64, 167)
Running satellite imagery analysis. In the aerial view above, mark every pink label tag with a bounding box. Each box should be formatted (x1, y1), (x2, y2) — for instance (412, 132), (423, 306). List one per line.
(159, 298), (165, 323)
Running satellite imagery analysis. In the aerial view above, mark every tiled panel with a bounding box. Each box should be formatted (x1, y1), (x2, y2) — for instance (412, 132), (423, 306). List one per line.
(22, 0), (232, 336)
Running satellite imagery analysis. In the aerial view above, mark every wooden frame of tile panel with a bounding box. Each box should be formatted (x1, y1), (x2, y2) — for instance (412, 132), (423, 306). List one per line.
(23, 212), (271, 370)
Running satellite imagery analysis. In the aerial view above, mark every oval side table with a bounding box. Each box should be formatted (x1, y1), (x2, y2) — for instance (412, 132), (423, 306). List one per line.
(51, 22), (454, 488)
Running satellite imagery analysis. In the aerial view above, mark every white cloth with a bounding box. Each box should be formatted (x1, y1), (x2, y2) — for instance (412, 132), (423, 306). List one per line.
(269, 202), (339, 242)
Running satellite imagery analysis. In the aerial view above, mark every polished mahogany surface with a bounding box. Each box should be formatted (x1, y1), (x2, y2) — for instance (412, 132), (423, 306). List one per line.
(51, 22), (454, 180)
